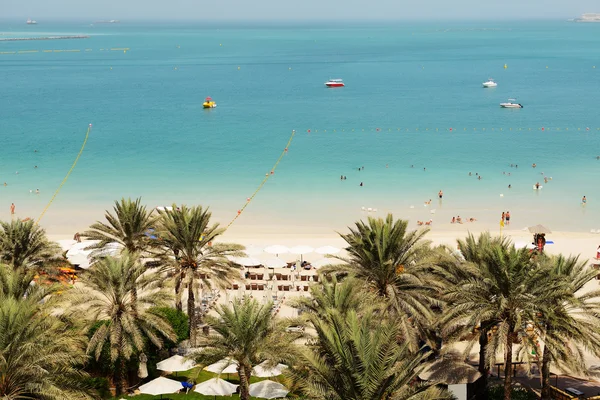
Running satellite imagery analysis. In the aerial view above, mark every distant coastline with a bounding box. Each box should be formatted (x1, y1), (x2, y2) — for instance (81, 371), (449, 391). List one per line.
(572, 13), (600, 22)
(0, 35), (89, 41)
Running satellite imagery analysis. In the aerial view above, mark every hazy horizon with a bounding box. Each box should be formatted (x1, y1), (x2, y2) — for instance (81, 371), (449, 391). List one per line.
(3, 0), (597, 21)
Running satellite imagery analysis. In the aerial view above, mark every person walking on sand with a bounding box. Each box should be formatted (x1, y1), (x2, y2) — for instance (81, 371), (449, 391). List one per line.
(501, 211), (505, 224)
(10, 203), (15, 216)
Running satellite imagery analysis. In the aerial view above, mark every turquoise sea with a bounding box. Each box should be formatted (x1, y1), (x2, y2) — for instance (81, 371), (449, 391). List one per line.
(1, 20), (600, 235)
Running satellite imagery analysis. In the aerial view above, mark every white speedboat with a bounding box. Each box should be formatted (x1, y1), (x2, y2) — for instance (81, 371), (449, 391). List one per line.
(482, 79), (497, 88)
(500, 99), (523, 108)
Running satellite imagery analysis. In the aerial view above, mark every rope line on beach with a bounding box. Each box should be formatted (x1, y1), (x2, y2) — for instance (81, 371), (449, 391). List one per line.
(36, 124), (92, 225)
(225, 130), (296, 231)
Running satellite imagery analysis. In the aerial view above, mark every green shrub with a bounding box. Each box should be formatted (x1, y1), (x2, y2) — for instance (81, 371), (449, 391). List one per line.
(84, 376), (111, 399)
(151, 307), (189, 345)
(488, 385), (538, 400)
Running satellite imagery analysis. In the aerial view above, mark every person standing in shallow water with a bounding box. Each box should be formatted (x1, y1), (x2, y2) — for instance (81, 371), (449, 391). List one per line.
(438, 190), (443, 199)
(505, 211), (511, 225)
(10, 203), (15, 218)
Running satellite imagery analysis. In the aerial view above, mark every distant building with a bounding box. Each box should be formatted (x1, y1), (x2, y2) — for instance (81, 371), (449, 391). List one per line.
(573, 13), (600, 22)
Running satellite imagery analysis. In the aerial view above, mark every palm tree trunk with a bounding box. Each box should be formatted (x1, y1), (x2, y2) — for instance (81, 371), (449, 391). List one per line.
(115, 357), (127, 395)
(238, 363), (251, 400)
(476, 329), (489, 400)
(503, 331), (514, 400)
(175, 272), (184, 311)
(540, 341), (552, 400)
(187, 278), (197, 347)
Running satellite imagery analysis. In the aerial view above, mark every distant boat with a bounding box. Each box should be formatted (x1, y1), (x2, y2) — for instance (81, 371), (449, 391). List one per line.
(26, 18), (38, 25)
(500, 99), (523, 108)
(482, 79), (497, 88)
(325, 79), (344, 88)
(203, 97), (217, 109)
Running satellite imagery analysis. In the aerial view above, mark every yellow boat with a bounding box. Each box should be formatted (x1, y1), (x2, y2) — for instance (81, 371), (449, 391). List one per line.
(203, 96), (217, 108)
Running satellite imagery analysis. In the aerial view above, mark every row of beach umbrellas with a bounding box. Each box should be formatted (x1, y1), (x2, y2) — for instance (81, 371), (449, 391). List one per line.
(141, 355), (289, 398)
(139, 376), (288, 399)
(247, 245), (341, 257)
(231, 245), (341, 267)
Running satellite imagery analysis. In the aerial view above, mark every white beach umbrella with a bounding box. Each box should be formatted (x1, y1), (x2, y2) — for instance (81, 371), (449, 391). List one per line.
(289, 245), (314, 262)
(264, 245), (290, 256)
(252, 361), (288, 378)
(315, 245), (341, 255)
(157, 355), (196, 373)
(262, 257), (287, 268)
(311, 258), (335, 269)
(56, 239), (77, 252)
(138, 376), (182, 397)
(289, 245), (314, 255)
(243, 245), (264, 256)
(194, 378), (238, 398)
(234, 257), (262, 267)
(249, 380), (289, 399)
(204, 358), (239, 374)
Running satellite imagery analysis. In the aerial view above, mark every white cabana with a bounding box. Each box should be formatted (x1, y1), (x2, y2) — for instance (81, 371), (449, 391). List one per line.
(56, 239), (77, 252)
(315, 245), (341, 255)
(262, 257), (287, 268)
(65, 240), (97, 257)
(66, 252), (92, 270)
(194, 378), (238, 398)
(249, 380), (289, 399)
(138, 376), (182, 398)
(156, 355), (196, 373)
(264, 245), (290, 256)
(204, 358), (239, 374)
(252, 361), (288, 378)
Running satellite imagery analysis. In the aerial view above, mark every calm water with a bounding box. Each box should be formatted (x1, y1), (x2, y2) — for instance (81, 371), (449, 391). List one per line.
(1, 20), (599, 234)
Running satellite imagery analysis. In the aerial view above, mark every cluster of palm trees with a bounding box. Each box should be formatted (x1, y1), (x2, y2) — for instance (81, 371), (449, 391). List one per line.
(1, 198), (599, 400)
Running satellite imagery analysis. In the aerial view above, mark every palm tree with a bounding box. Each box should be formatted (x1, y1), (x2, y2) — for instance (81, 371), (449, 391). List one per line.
(291, 275), (381, 319)
(323, 214), (439, 350)
(157, 204), (243, 346)
(192, 297), (301, 400)
(0, 219), (62, 269)
(82, 197), (158, 255)
(298, 308), (450, 400)
(68, 253), (176, 395)
(0, 263), (60, 302)
(440, 233), (562, 400)
(433, 233), (505, 399)
(534, 254), (600, 399)
(0, 278), (92, 399)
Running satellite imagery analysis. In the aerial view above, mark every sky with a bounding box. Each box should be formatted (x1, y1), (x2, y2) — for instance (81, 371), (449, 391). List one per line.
(2, 0), (598, 21)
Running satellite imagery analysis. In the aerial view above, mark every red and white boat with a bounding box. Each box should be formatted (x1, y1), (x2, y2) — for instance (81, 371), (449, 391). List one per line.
(324, 79), (344, 87)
